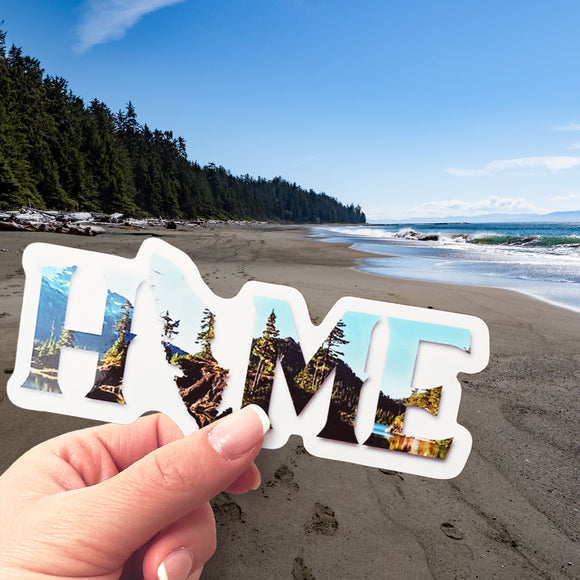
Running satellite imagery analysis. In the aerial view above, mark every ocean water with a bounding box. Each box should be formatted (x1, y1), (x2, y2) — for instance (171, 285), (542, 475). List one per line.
(311, 222), (580, 312)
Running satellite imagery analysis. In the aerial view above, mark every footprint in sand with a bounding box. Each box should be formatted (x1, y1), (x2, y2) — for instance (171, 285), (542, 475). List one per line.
(267, 463), (300, 492)
(305, 502), (339, 536)
(211, 492), (243, 525)
(440, 521), (464, 540)
(294, 443), (308, 455)
(292, 556), (316, 580)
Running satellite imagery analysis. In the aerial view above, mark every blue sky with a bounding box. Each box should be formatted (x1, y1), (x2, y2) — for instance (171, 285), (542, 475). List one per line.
(3, 1), (580, 221)
(150, 253), (207, 354)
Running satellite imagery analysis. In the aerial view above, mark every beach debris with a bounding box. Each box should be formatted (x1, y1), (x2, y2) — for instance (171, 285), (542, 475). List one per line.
(0, 207), (104, 236)
(0, 207), (214, 235)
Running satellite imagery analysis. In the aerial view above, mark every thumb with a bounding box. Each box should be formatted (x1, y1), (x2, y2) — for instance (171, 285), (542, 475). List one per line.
(61, 405), (270, 567)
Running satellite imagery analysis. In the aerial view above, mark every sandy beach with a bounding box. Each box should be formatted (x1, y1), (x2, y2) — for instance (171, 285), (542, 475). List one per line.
(0, 224), (578, 579)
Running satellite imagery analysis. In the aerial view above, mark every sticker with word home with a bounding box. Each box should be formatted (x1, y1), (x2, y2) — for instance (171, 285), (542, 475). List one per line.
(8, 239), (489, 479)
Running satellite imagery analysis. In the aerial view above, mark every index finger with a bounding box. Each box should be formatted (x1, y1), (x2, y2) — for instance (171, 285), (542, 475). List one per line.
(89, 413), (185, 471)
(44, 413), (185, 486)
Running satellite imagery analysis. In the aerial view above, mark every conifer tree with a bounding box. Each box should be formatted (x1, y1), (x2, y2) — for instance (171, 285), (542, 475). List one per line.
(102, 301), (133, 367)
(296, 319), (348, 393)
(58, 327), (75, 349)
(0, 26), (367, 223)
(196, 308), (215, 360)
(251, 310), (279, 390)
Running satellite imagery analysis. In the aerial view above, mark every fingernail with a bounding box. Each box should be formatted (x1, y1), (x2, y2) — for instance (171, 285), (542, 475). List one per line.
(208, 404), (270, 461)
(157, 547), (194, 580)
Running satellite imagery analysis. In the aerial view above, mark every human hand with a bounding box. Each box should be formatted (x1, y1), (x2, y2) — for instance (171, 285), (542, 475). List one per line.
(0, 405), (270, 580)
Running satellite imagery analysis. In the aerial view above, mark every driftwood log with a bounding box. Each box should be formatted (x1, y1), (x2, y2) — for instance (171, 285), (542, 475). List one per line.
(0, 208), (213, 236)
(0, 208), (106, 236)
(0, 208), (271, 236)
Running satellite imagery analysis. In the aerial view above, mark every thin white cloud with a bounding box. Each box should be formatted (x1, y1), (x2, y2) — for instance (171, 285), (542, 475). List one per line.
(550, 192), (580, 201)
(446, 156), (580, 177)
(368, 195), (541, 221)
(76, 0), (186, 53)
(487, 156), (580, 172)
(298, 154), (319, 166)
(553, 122), (580, 131)
(415, 195), (538, 215)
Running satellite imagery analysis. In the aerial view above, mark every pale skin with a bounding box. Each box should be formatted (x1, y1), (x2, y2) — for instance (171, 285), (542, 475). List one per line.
(0, 405), (270, 580)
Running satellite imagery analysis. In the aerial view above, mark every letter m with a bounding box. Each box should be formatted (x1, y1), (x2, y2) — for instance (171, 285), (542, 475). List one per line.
(242, 296), (379, 443)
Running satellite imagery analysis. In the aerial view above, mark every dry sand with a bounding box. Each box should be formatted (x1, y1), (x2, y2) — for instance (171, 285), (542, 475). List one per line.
(0, 224), (578, 579)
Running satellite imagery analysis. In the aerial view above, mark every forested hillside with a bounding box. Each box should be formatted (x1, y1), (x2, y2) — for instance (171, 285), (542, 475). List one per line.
(0, 29), (365, 223)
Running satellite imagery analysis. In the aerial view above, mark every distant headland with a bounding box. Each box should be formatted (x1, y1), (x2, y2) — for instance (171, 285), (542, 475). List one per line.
(370, 209), (580, 225)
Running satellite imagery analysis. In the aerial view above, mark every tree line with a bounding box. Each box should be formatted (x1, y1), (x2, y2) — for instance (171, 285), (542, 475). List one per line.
(0, 29), (366, 223)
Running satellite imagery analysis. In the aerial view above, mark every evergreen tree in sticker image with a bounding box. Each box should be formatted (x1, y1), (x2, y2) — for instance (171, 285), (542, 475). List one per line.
(22, 266), (77, 393)
(364, 318), (471, 459)
(290, 320), (347, 412)
(195, 308), (216, 361)
(161, 308), (231, 428)
(150, 254), (231, 428)
(27, 322), (73, 393)
(242, 300), (380, 439)
(366, 386), (453, 459)
(161, 309), (180, 361)
(397, 386), (453, 459)
(314, 313), (380, 444)
(281, 311), (379, 424)
(85, 300), (134, 404)
(243, 309), (280, 413)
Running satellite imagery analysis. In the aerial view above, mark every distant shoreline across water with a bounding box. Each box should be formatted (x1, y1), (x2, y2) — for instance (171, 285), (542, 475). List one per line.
(311, 222), (580, 312)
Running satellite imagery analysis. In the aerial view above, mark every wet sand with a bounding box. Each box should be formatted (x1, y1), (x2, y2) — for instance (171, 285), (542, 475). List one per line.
(0, 224), (578, 578)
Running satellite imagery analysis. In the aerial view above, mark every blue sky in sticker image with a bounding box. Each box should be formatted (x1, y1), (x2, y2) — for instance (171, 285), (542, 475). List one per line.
(381, 319), (471, 400)
(102, 269), (143, 304)
(252, 298), (378, 379)
(149, 254), (207, 354)
(337, 311), (381, 379)
(252, 297), (298, 344)
(4, 1), (580, 220)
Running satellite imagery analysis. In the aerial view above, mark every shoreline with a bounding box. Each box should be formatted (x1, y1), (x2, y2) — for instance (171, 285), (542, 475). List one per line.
(0, 224), (578, 578)
(355, 256), (580, 316)
(311, 224), (580, 315)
